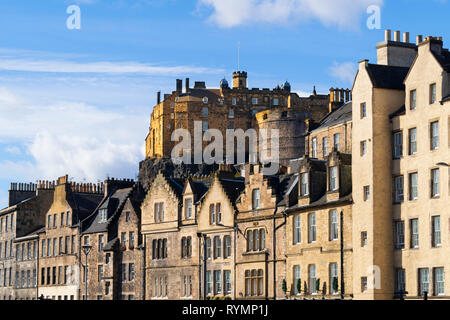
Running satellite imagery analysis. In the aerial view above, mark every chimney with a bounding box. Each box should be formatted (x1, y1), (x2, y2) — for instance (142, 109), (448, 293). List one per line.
(403, 32), (410, 43)
(340, 89), (345, 102)
(385, 29), (391, 41)
(345, 89), (350, 102)
(394, 30), (401, 42)
(157, 91), (161, 105)
(185, 78), (190, 94)
(416, 35), (423, 45)
(176, 79), (182, 93)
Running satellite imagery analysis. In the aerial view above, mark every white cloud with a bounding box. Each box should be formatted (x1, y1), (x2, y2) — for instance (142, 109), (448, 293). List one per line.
(198, 0), (383, 29)
(329, 61), (357, 84)
(0, 58), (224, 75)
(0, 87), (146, 183)
(4, 146), (22, 156)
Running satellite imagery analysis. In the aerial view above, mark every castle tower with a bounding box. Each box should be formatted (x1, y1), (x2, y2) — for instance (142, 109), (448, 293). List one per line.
(232, 71), (247, 89)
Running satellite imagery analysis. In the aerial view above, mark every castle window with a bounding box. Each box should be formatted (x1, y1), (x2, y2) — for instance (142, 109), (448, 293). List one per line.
(203, 97), (209, 104)
(205, 237), (211, 259)
(209, 204), (215, 224)
(202, 121), (208, 132)
(98, 235), (104, 251)
(245, 269), (263, 297)
(361, 277), (368, 293)
(202, 107), (208, 117)
(434, 268), (444, 296)
(214, 271), (222, 295)
(329, 263), (339, 295)
(361, 232), (367, 247)
(273, 98), (279, 106)
(419, 268), (429, 296)
(228, 121), (234, 129)
(224, 270), (232, 295)
(293, 266), (301, 295)
(252, 98), (258, 105)
(232, 97), (237, 105)
(360, 140), (367, 156)
(228, 109), (234, 118)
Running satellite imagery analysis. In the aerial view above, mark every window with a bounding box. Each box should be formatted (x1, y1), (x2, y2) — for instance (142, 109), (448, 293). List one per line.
(300, 173), (309, 196)
(363, 186), (370, 201)
(252, 189), (260, 210)
(52, 238), (57, 256)
(48, 215), (52, 228)
(121, 232), (127, 248)
(361, 232), (368, 247)
(71, 235), (75, 254)
(129, 264), (135, 281)
(98, 235), (104, 251)
(246, 229), (265, 252)
(223, 236), (231, 259)
(430, 83), (436, 104)
(202, 97), (208, 104)
(395, 269), (406, 293)
(419, 268), (429, 296)
(121, 264), (127, 282)
(228, 121), (234, 129)
(205, 237), (211, 259)
(432, 216), (441, 247)
(329, 210), (338, 241)
(99, 209), (107, 223)
(329, 166), (338, 191)
(410, 219), (419, 248)
(209, 204), (215, 225)
(42, 241), (46, 257)
(252, 98), (258, 105)
(214, 271), (222, 295)
(308, 213), (316, 243)
(330, 263), (339, 295)
(202, 121), (208, 132)
(152, 238), (167, 260)
(323, 137), (328, 157)
(312, 138), (317, 158)
(181, 237), (192, 258)
(410, 90), (417, 110)
(360, 103), (367, 118)
(232, 97), (237, 106)
(244, 269), (263, 297)
(293, 215), (301, 244)
(333, 134), (340, 151)
(409, 128), (417, 155)
(202, 107), (208, 117)
(293, 266), (301, 295)
(185, 198), (193, 219)
(216, 203), (221, 224)
(430, 121), (439, 150)
(394, 221), (405, 249)
(409, 172), (418, 200)
(224, 270), (231, 295)
(433, 268), (444, 296)
(154, 202), (164, 223)
(431, 168), (440, 198)
(360, 141), (367, 156)
(98, 265), (103, 282)
(394, 176), (404, 203)
(393, 131), (403, 158)
(129, 232), (135, 248)
(66, 212), (70, 226)
(361, 277), (368, 293)
(309, 265), (317, 294)
(206, 271), (212, 295)
(228, 109), (234, 118)
(125, 211), (130, 222)
(53, 214), (57, 228)
(213, 236), (221, 259)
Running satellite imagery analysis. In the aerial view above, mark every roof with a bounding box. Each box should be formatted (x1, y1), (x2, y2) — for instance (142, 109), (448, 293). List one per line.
(286, 193), (352, 213)
(312, 102), (352, 132)
(14, 226), (45, 242)
(431, 49), (450, 73)
(82, 187), (132, 234)
(68, 192), (104, 224)
(176, 88), (221, 103)
(366, 64), (410, 90)
(219, 178), (245, 209)
(188, 180), (209, 203)
(389, 105), (406, 119)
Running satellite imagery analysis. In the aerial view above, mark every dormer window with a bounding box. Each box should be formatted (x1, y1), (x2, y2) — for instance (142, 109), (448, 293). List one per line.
(99, 209), (108, 223)
(185, 198), (193, 219)
(300, 173), (309, 196)
(330, 166), (338, 191)
(252, 189), (260, 210)
(209, 203), (221, 225)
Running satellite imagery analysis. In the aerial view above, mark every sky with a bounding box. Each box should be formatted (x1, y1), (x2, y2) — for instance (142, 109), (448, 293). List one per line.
(0, 0), (449, 208)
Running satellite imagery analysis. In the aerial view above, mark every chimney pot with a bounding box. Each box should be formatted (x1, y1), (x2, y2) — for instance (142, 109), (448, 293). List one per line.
(403, 32), (410, 43)
(394, 31), (401, 42)
(385, 29), (391, 41)
(185, 78), (190, 94)
(416, 35), (423, 45)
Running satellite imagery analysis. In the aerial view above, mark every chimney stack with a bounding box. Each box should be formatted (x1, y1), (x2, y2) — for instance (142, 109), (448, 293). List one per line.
(394, 30), (401, 42)
(157, 91), (161, 104)
(176, 79), (182, 93)
(403, 32), (410, 43)
(385, 29), (391, 41)
(185, 78), (190, 94)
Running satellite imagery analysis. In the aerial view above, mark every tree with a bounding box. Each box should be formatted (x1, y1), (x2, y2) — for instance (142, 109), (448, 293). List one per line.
(316, 279), (321, 292)
(322, 282), (327, 296)
(304, 281), (308, 295)
(333, 277), (339, 293)
(296, 279), (302, 295)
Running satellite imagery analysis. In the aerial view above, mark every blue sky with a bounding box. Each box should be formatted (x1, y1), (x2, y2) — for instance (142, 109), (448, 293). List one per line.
(0, 0), (449, 208)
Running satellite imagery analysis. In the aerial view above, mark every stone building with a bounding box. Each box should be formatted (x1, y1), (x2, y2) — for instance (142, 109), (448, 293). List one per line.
(285, 152), (353, 299)
(0, 182), (54, 300)
(37, 175), (104, 300)
(144, 72), (330, 165)
(352, 30), (449, 300)
(80, 178), (144, 300)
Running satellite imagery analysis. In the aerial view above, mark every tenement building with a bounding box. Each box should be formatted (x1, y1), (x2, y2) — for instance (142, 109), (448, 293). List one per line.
(352, 30), (449, 299)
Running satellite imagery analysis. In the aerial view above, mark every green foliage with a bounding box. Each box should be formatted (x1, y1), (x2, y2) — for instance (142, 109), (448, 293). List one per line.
(322, 282), (327, 295)
(316, 279), (320, 292)
(304, 281), (308, 294)
(282, 279), (287, 293)
(333, 277), (339, 292)
(296, 279), (302, 294)
(223, 296), (232, 300)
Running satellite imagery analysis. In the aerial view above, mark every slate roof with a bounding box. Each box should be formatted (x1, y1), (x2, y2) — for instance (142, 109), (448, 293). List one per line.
(312, 102), (352, 132)
(176, 88), (221, 103)
(286, 193), (353, 213)
(219, 178), (245, 209)
(432, 49), (450, 73)
(189, 180), (209, 203)
(389, 105), (406, 119)
(366, 64), (410, 90)
(82, 187), (133, 234)
(68, 192), (104, 225)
